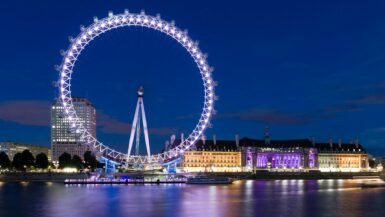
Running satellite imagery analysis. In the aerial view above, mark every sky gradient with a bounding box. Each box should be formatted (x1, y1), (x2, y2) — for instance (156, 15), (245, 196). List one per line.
(1, 0), (385, 155)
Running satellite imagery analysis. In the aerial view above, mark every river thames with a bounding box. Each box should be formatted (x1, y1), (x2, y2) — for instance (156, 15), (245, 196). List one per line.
(0, 180), (384, 217)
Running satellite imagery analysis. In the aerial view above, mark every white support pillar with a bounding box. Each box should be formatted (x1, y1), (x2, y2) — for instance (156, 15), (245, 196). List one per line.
(140, 97), (151, 158)
(126, 87), (151, 165)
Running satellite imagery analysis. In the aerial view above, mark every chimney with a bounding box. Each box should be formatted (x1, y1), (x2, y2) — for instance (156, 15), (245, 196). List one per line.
(329, 138), (333, 148)
(181, 133), (184, 144)
(338, 139), (342, 148)
(311, 137), (315, 146)
(170, 134), (176, 147)
(235, 134), (240, 149)
(264, 127), (271, 145)
(213, 134), (217, 145)
(355, 139), (359, 149)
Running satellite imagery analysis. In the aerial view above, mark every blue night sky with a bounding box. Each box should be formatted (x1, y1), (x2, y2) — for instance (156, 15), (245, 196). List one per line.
(1, 0), (385, 155)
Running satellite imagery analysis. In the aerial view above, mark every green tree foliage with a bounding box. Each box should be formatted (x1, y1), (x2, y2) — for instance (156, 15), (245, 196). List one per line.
(58, 152), (72, 169)
(84, 151), (98, 171)
(0, 152), (11, 169)
(71, 155), (84, 170)
(35, 153), (49, 169)
(12, 153), (24, 171)
(12, 150), (35, 171)
(21, 150), (35, 168)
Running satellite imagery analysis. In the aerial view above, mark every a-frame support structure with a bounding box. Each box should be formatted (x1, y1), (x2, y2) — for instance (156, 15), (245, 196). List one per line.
(126, 87), (151, 166)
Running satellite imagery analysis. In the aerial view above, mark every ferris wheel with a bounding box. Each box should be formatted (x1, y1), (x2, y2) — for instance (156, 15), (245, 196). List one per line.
(58, 10), (216, 165)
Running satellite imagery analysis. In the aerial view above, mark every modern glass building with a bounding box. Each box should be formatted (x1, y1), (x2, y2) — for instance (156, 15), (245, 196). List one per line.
(51, 97), (96, 161)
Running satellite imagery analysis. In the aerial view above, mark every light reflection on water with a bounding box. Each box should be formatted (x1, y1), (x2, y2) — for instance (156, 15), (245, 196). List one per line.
(0, 180), (384, 217)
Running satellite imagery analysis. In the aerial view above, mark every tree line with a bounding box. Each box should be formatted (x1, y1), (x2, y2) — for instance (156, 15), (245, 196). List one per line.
(58, 151), (98, 171)
(0, 150), (98, 171)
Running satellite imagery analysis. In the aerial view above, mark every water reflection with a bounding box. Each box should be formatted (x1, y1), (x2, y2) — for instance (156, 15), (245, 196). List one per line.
(0, 180), (384, 217)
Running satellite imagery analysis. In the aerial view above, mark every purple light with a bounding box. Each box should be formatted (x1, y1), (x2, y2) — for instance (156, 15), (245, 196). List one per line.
(308, 148), (316, 168)
(256, 152), (302, 169)
(246, 149), (253, 168)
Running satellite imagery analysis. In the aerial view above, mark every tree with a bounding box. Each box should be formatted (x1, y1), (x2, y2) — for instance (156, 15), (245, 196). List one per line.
(369, 159), (376, 168)
(58, 152), (72, 169)
(35, 153), (49, 169)
(12, 153), (24, 171)
(84, 151), (98, 171)
(0, 152), (11, 169)
(71, 155), (84, 170)
(21, 150), (35, 168)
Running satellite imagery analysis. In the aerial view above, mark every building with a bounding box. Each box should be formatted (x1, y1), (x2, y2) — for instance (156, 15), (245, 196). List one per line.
(316, 140), (369, 172)
(240, 138), (317, 171)
(180, 137), (242, 172)
(51, 97), (96, 161)
(0, 141), (51, 161)
(240, 136), (369, 172)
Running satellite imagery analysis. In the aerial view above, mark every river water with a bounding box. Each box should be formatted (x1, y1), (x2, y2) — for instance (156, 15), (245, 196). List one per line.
(0, 180), (384, 217)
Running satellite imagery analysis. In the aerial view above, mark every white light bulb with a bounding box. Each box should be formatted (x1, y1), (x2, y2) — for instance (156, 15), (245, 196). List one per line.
(88, 30), (92, 35)
(151, 20), (155, 25)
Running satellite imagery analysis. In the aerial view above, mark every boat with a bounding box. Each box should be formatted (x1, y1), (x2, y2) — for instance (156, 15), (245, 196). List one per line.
(186, 176), (233, 184)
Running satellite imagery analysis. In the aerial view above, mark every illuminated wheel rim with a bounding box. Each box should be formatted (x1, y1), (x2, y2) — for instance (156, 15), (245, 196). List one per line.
(58, 10), (215, 164)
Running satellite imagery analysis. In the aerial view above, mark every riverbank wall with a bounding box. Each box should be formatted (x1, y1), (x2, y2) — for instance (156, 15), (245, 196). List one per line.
(0, 172), (89, 182)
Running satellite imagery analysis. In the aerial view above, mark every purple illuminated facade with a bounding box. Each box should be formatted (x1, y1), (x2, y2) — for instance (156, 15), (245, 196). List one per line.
(241, 138), (318, 170)
(256, 152), (302, 168)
